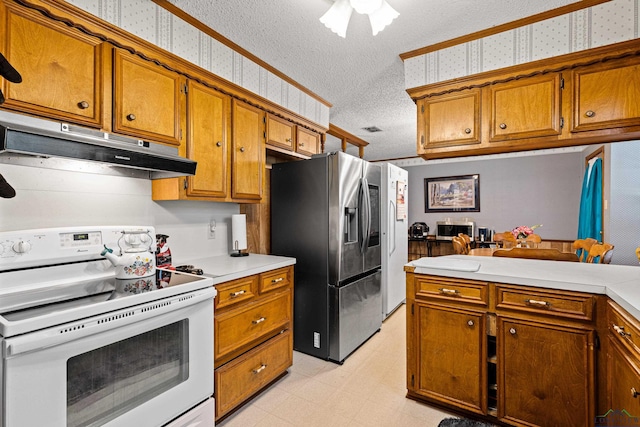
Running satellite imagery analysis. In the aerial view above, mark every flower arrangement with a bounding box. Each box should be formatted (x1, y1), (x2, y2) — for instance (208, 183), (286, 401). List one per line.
(511, 224), (542, 240)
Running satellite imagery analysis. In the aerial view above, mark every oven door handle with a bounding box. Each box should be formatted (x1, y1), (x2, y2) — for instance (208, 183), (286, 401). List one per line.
(3, 287), (216, 357)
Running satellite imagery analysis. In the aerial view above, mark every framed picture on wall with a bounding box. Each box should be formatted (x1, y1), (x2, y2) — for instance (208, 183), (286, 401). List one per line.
(424, 174), (480, 213)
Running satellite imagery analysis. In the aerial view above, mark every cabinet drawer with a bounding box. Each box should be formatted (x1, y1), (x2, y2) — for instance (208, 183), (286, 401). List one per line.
(495, 284), (594, 321)
(215, 290), (291, 363)
(415, 276), (488, 307)
(259, 266), (292, 294)
(215, 330), (292, 419)
(215, 275), (258, 310)
(608, 300), (640, 357)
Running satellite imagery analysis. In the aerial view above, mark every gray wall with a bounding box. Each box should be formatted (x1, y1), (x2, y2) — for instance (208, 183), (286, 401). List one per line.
(609, 141), (640, 265)
(405, 151), (585, 240)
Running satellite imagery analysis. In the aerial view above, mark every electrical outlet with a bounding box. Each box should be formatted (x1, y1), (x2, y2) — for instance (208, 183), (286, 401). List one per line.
(208, 219), (216, 239)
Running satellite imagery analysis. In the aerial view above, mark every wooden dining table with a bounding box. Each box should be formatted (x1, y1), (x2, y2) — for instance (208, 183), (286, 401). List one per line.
(468, 247), (580, 262)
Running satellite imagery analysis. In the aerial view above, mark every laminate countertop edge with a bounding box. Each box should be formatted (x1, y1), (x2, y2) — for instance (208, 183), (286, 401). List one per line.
(406, 255), (640, 320)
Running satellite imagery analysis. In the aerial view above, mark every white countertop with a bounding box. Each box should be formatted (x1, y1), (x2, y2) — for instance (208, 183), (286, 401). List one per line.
(407, 255), (640, 320)
(176, 254), (296, 286)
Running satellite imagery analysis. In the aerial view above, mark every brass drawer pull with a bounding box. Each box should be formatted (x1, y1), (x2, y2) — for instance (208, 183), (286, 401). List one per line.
(286, 138), (292, 142)
(613, 324), (631, 338)
(632, 387), (638, 398)
(439, 288), (459, 295)
(253, 364), (267, 374)
(271, 277), (284, 284)
(252, 317), (266, 325)
(525, 299), (550, 308)
(299, 142), (305, 147)
(230, 290), (246, 298)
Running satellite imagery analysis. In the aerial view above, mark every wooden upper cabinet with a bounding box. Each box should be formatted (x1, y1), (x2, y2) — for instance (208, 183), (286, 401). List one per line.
(266, 114), (295, 151)
(417, 89), (480, 152)
(113, 49), (184, 146)
(296, 127), (320, 156)
(1, 5), (104, 127)
(232, 100), (264, 200)
(186, 81), (230, 198)
(490, 73), (563, 142)
(572, 57), (640, 133)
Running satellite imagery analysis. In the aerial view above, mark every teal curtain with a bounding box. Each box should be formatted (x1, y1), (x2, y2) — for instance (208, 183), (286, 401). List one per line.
(577, 158), (603, 244)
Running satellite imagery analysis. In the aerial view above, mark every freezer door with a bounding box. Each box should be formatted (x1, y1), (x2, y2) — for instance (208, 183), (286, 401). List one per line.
(330, 152), (364, 283)
(363, 162), (381, 272)
(328, 269), (382, 363)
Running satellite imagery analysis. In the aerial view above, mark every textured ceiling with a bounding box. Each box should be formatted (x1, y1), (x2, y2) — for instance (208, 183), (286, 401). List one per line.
(167, 0), (578, 161)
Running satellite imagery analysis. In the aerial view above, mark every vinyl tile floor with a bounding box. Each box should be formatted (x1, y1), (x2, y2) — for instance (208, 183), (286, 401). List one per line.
(217, 304), (456, 427)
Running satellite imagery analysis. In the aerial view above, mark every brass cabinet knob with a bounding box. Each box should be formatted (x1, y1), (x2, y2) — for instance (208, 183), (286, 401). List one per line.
(499, 123), (507, 130)
(77, 101), (90, 109)
(464, 128), (472, 134)
(239, 147), (245, 152)
(126, 114), (136, 121)
(299, 142), (305, 147)
(216, 141), (222, 147)
(467, 320), (475, 327)
(585, 110), (596, 118)
(632, 387), (638, 398)
(509, 328), (517, 335)
(286, 138), (292, 143)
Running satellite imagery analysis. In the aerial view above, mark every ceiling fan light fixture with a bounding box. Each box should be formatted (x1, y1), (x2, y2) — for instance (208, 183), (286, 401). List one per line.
(368, 0), (400, 35)
(319, 0), (398, 38)
(319, 0), (353, 38)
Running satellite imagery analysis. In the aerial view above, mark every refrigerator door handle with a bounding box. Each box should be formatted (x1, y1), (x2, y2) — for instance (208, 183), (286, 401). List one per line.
(360, 177), (371, 254)
(389, 200), (396, 256)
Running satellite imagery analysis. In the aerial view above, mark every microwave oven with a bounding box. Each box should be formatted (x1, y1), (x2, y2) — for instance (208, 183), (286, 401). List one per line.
(436, 220), (475, 241)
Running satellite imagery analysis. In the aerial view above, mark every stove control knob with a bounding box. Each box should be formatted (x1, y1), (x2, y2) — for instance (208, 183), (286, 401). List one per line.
(12, 240), (32, 254)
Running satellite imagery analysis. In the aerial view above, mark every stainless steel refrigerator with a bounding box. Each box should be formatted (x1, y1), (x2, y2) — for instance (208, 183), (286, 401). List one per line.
(380, 162), (408, 319)
(271, 151), (382, 363)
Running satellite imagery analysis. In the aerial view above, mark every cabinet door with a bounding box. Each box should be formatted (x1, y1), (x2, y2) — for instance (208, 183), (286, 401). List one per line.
(413, 302), (486, 415)
(296, 127), (320, 156)
(606, 337), (640, 420)
(113, 49), (183, 145)
(1, 5), (103, 127)
(572, 58), (640, 132)
(498, 317), (595, 426)
(231, 100), (264, 201)
(418, 89), (480, 151)
(490, 73), (563, 141)
(186, 81), (229, 198)
(266, 114), (295, 150)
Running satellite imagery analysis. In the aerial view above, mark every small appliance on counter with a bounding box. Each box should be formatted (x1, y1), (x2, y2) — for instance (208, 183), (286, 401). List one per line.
(478, 227), (492, 242)
(436, 219), (475, 241)
(409, 222), (429, 239)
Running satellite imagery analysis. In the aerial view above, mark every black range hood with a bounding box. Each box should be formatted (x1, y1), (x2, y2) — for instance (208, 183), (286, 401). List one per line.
(0, 116), (196, 179)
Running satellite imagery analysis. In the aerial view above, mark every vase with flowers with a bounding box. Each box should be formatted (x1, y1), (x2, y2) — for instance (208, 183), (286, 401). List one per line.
(511, 224), (542, 247)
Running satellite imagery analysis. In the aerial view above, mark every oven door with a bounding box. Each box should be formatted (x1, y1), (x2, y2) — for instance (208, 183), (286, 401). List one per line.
(1, 288), (215, 427)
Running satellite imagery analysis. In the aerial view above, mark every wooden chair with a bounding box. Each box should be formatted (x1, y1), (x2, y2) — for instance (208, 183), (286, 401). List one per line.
(451, 236), (469, 255)
(452, 236), (469, 255)
(492, 247), (579, 262)
(525, 233), (542, 248)
(572, 238), (597, 262)
(585, 243), (614, 264)
(493, 231), (517, 248)
(458, 233), (472, 253)
(636, 246), (640, 263)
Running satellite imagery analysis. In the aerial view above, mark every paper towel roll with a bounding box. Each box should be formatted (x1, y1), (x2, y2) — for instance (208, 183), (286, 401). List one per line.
(231, 214), (247, 251)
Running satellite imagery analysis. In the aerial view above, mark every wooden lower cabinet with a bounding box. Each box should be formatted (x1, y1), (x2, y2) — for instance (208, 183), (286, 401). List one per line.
(215, 330), (292, 418)
(406, 273), (599, 426)
(412, 302), (486, 414)
(214, 266), (293, 421)
(497, 317), (595, 426)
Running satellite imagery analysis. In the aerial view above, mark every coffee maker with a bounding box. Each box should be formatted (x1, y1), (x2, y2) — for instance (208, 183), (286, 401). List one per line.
(478, 227), (491, 242)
